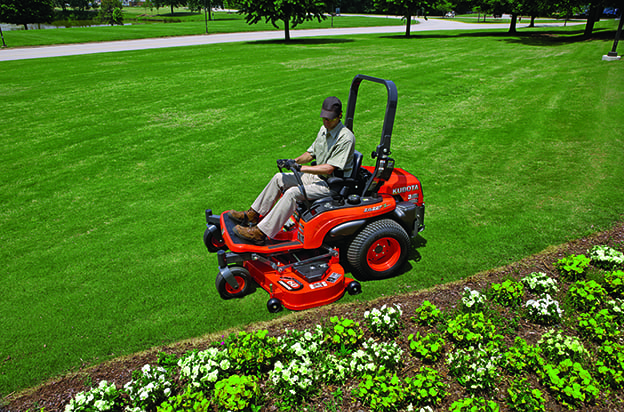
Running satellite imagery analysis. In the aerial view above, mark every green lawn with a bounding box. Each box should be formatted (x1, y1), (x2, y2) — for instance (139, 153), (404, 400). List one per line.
(1, 24), (623, 397)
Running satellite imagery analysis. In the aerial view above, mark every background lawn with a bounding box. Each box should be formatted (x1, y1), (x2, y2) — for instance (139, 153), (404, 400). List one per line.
(1, 24), (623, 396)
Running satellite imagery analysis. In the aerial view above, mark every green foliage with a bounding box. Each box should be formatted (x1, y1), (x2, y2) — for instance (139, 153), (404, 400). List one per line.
(226, 330), (280, 375)
(98, 0), (123, 25)
(577, 308), (620, 342)
(269, 357), (317, 408)
(407, 332), (445, 363)
(178, 347), (232, 390)
(356, 367), (446, 411)
(447, 342), (502, 393)
(567, 280), (606, 312)
(446, 312), (499, 346)
(555, 254), (591, 281)
(595, 341), (624, 390)
(157, 387), (211, 412)
(502, 337), (542, 374)
(324, 316), (364, 349)
(538, 330), (588, 365)
(411, 300), (442, 326)
(604, 270), (624, 297)
(213, 374), (261, 412)
(506, 378), (546, 412)
(490, 279), (524, 307)
(449, 397), (499, 412)
(404, 366), (447, 408)
(538, 359), (599, 409)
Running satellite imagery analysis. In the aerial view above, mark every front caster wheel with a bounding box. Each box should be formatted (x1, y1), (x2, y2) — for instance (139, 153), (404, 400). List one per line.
(267, 298), (283, 313)
(347, 281), (362, 295)
(215, 266), (254, 300)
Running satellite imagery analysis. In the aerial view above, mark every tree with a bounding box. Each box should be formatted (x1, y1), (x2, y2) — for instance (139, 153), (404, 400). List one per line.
(0, 0), (55, 30)
(238, 0), (327, 41)
(375, 0), (439, 36)
(98, 0), (123, 25)
(160, 0), (187, 15)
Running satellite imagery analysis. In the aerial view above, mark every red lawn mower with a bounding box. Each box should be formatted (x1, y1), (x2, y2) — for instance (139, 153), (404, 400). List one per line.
(203, 74), (425, 313)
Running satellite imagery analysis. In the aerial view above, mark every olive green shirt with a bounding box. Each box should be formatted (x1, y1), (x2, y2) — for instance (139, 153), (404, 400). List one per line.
(307, 121), (355, 178)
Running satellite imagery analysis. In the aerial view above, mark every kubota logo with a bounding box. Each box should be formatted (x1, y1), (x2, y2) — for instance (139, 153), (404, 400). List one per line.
(392, 184), (419, 195)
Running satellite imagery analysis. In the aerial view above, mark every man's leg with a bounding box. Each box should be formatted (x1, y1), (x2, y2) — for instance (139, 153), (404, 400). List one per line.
(258, 175), (329, 238)
(230, 173), (298, 224)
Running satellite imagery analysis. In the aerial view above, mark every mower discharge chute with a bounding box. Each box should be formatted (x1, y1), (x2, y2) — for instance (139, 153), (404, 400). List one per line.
(203, 74), (425, 313)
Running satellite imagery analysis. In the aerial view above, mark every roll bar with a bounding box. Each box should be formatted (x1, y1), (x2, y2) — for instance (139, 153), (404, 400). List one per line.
(344, 74), (399, 197)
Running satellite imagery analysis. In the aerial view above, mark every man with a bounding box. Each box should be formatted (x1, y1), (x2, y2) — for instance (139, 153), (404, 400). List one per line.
(231, 96), (355, 244)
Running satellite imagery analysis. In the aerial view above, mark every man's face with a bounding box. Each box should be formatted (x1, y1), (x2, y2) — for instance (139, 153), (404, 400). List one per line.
(322, 115), (341, 131)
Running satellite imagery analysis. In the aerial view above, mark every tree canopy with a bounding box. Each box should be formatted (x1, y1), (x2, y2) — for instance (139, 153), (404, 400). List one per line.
(0, 0), (54, 30)
(238, 0), (327, 41)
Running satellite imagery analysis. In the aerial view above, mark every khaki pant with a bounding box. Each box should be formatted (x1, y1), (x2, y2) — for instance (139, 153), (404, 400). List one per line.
(253, 173), (329, 238)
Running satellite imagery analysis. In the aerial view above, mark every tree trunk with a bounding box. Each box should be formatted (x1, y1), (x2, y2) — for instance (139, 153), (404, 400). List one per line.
(508, 13), (517, 34)
(406, 14), (411, 37)
(23, 23), (29, 30)
(530, 15), (536, 28)
(170, 4), (174, 15)
(584, 4), (601, 38)
(283, 17), (290, 41)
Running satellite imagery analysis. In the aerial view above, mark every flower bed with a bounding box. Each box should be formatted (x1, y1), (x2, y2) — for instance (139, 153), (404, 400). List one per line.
(7, 226), (624, 412)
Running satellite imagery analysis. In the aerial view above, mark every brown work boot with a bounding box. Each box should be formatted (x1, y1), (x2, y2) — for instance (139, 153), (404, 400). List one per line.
(228, 208), (259, 225)
(233, 225), (266, 245)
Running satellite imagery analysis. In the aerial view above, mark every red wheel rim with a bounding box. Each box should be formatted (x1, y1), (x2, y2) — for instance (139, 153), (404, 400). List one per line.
(225, 275), (246, 294)
(366, 237), (401, 271)
(212, 237), (225, 248)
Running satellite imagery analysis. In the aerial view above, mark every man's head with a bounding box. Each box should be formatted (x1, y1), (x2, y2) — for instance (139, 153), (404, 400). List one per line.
(320, 96), (342, 131)
(320, 96), (342, 120)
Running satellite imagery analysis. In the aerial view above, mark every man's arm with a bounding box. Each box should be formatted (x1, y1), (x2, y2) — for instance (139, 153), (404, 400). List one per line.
(295, 152), (336, 176)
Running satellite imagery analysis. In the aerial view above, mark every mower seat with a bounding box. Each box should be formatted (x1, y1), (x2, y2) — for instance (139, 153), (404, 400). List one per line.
(306, 150), (363, 210)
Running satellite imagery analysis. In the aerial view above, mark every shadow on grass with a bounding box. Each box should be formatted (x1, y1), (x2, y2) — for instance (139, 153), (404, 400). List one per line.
(248, 38), (355, 45)
(379, 27), (617, 47)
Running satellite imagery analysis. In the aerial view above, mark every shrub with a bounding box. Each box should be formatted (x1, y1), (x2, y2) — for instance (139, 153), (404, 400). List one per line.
(461, 287), (487, 312)
(269, 357), (317, 408)
(538, 330), (588, 365)
(407, 332), (445, 363)
(447, 342), (502, 393)
(178, 347), (232, 390)
(538, 359), (599, 409)
(521, 272), (559, 295)
(64, 381), (120, 412)
(156, 388), (210, 412)
(555, 254), (590, 281)
(506, 378), (546, 412)
(502, 337), (542, 374)
(604, 270), (624, 297)
(524, 294), (563, 325)
(213, 374), (261, 412)
(449, 397), (499, 412)
(489, 279), (524, 308)
(446, 312), (499, 346)
(567, 279), (606, 312)
(412, 300), (442, 326)
(578, 308), (621, 342)
(364, 304), (403, 338)
(226, 330), (280, 375)
(123, 364), (173, 411)
(590, 245), (624, 270)
(324, 316), (364, 349)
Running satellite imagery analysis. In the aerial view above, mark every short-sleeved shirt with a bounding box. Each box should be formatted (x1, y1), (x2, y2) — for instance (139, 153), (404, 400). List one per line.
(307, 121), (355, 178)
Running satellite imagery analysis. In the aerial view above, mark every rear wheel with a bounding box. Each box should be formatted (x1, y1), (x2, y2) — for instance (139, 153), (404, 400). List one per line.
(216, 266), (254, 300)
(347, 219), (410, 280)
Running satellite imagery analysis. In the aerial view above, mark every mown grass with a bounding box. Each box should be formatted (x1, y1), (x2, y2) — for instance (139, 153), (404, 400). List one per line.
(1, 24), (623, 397)
(0, 11), (404, 47)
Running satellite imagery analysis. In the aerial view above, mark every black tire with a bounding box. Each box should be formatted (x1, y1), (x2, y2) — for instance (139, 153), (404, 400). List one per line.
(267, 298), (283, 313)
(215, 266), (254, 300)
(204, 226), (226, 253)
(347, 219), (410, 280)
(347, 281), (362, 295)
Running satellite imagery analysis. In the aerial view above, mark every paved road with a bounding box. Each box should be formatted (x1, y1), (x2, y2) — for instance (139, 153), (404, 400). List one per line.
(0, 19), (576, 62)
